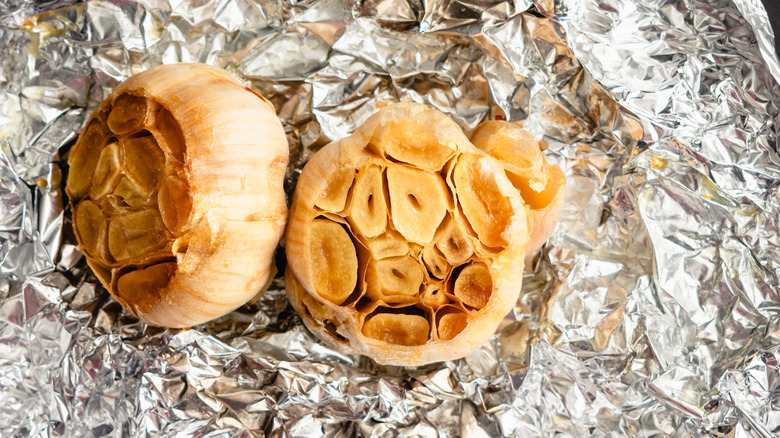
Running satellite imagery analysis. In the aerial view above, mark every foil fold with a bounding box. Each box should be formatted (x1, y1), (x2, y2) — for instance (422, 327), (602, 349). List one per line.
(1, 0), (780, 436)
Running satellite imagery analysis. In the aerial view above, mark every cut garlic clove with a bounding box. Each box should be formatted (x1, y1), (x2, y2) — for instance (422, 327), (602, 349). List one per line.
(362, 311), (430, 346)
(158, 174), (192, 234)
(387, 166), (448, 244)
(66, 63), (288, 328)
(453, 263), (493, 309)
(89, 141), (123, 200)
(309, 218), (358, 305)
(422, 245), (449, 280)
(67, 120), (108, 200)
(435, 215), (473, 265)
(347, 165), (387, 238)
(437, 309), (469, 341)
(370, 120), (454, 171)
(315, 167), (355, 213)
(123, 135), (165, 193)
(365, 256), (424, 302)
(421, 282), (448, 308)
(108, 209), (168, 262)
(113, 177), (151, 208)
(365, 230), (409, 259)
(152, 107), (185, 162)
(116, 263), (176, 314)
(74, 200), (107, 258)
(286, 103), (528, 366)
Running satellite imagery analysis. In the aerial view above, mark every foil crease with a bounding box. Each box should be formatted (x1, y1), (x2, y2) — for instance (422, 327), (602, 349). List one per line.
(1, 0), (779, 436)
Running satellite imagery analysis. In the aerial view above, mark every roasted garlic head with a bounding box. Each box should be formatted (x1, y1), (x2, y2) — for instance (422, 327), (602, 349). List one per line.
(66, 63), (288, 328)
(470, 120), (566, 255)
(285, 103), (530, 366)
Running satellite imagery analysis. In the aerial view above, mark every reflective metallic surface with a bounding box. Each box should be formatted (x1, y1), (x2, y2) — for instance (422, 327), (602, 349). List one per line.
(1, 0), (779, 436)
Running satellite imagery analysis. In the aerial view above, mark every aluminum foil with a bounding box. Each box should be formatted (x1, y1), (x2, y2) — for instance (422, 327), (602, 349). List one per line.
(1, 0), (779, 436)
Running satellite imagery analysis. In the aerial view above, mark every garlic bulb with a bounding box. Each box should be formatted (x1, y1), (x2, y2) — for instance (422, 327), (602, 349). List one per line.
(285, 103), (529, 366)
(470, 120), (566, 255)
(66, 63), (288, 328)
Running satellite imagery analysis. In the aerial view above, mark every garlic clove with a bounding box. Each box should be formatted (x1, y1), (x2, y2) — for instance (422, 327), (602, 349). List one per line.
(73, 200), (107, 258)
(157, 174), (192, 234)
(434, 214), (474, 265)
(370, 120), (454, 171)
(347, 164), (388, 239)
(309, 218), (358, 305)
(314, 167), (356, 213)
(67, 120), (109, 200)
(453, 262), (493, 309)
(362, 311), (430, 346)
(386, 166), (448, 244)
(123, 135), (165, 193)
(107, 93), (151, 135)
(453, 153), (515, 249)
(365, 256), (424, 302)
(364, 230), (410, 260)
(107, 209), (168, 262)
(89, 141), (123, 201)
(421, 245), (449, 280)
(437, 309), (469, 341)
(470, 120), (566, 256)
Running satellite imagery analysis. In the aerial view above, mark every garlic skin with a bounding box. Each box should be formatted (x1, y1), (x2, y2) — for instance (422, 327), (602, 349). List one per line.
(66, 63), (288, 328)
(470, 120), (566, 256)
(285, 103), (529, 366)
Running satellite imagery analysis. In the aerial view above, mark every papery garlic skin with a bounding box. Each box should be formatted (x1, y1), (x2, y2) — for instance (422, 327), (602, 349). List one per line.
(285, 103), (529, 366)
(470, 120), (566, 256)
(67, 63), (288, 328)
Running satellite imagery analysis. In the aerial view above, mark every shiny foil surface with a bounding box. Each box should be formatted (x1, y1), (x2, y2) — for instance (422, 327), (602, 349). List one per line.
(1, 0), (779, 436)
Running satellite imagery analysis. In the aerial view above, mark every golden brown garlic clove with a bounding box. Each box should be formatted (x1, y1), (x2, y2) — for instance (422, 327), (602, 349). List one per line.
(453, 263), (493, 310)
(107, 209), (168, 262)
(285, 103), (529, 366)
(66, 63), (288, 328)
(422, 245), (449, 280)
(365, 230), (410, 260)
(435, 215), (474, 265)
(309, 218), (358, 305)
(386, 166), (448, 244)
(314, 167), (355, 213)
(470, 120), (566, 255)
(362, 311), (430, 347)
(453, 153), (515, 248)
(347, 165), (387, 238)
(365, 256), (424, 302)
(157, 174), (192, 234)
(89, 141), (123, 200)
(73, 200), (107, 258)
(437, 308), (469, 341)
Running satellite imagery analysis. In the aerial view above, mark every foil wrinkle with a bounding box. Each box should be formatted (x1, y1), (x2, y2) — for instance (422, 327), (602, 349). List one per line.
(1, 0), (780, 436)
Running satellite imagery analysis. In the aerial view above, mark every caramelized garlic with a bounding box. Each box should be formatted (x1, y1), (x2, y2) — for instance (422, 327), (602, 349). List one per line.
(470, 120), (566, 255)
(67, 63), (288, 328)
(285, 103), (530, 366)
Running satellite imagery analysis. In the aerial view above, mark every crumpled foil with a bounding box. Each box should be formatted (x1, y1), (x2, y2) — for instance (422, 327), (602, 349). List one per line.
(1, 0), (779, 436)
